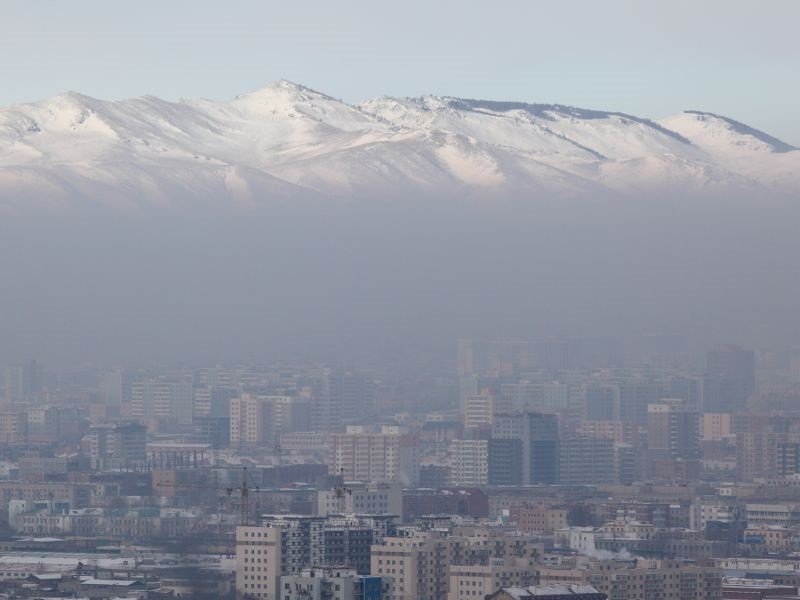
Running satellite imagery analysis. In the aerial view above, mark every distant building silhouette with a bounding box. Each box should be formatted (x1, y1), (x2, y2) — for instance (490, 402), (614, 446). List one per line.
(703, 344), (755, 412)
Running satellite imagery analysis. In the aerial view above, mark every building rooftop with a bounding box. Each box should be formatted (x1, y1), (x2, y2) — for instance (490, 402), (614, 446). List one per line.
(499, 585), (602, 599)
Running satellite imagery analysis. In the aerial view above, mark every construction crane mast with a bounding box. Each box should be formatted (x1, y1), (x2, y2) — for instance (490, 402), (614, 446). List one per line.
(157, 466), (261, 526)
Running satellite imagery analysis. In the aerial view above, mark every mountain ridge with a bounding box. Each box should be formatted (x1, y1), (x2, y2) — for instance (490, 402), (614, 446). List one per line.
(0, 80), (797, 208)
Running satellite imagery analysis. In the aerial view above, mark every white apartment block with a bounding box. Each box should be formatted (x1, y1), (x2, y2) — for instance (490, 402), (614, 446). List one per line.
(448, 440), (488, 486)
(464, 393), (493, 430)
(329, 430), (419, 484)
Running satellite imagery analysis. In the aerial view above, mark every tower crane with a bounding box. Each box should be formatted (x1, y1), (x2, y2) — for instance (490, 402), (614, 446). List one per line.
(156, 466), (262, 526)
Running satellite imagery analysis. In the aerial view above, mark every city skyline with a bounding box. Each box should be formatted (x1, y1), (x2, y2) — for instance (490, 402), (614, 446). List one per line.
(1, 2), (799, 600)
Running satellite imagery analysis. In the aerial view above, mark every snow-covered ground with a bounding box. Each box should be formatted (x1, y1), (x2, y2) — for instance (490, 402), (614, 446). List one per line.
(0, 80), (796, 207)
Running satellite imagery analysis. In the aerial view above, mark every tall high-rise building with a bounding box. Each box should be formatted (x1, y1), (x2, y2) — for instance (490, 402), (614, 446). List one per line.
(456, 339), (535, 377)
(701, 413), (732, 442)
(496, 383), (533, 414)
(210, 385), (239, 417)
(101, 369), (132, 405)
(230, 394), (310, 447)
(666, 375), (702, 407)
(491, 412), (559, 484)
(230, 395), (274, 447)
(526, 412), (560, 484)
(585, 385), (618, 421)
(192, 386), (212, 418)
(329, 427), (419, 484)
(4, 359), (42, 404)
(236, 526), (283, 600)
(86, 421), (147, 470)
(457, 339), (475, 377)
(559, 436), (615, 485)
(488, 438), (522, 485)
(130, 380), (193, 425)
(617, 379), (663, 425)
(312, 369), (374, 432)
(464, 392), (493, 429)
(496, 382), (571, 415)
(459, 376), (479, 414)
(647, 399), (700, 459)
(736, 431), (800, 481)
(791, 347), (800, 383)
(448, 439), (489, 486)
(704, 344), (755, 412)
(0, 412), (28, 443)
(577, 420), (636, 445)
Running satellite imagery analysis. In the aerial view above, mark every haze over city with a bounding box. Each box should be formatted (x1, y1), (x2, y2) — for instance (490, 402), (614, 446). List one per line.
(0, 3), (799, 600)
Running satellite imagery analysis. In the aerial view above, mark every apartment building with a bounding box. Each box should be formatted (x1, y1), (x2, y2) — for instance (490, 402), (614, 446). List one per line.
(370, 531), (451, 600)
(538, 559), (722, 600)
(235, 526), (283, 600)
(236, 514), (396, 600)
(230, 394), (310, 447)
(371, 527), (544, 600)
(559, 436), (615, 485)
(279, 567), (390, 600)
(510, 503), (568, 535)
(0, 412), (28, 443)
(329, 427), (419, 485)
(577, 420), (635, 445)
(318, 482), (402, 517)
(449, 440), (488, 487)
(464, 392), (493, 429)
(448, 557), (537, 600)
(85, 421), (147, 470)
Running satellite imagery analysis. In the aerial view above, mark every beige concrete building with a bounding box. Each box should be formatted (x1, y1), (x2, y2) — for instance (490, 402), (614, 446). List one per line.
(646, 399), (700, 459)
(131, 380), (193, 426)
(230, 394), (309, 447)
(235, 525), (282, 600)
(371, 527), (543, 600)
(230, 395), (273, 446)
(329, 428), (419, 484)
(448, 557), (536, 600)
(538, 558), (722, 600)
(701, 413), (731, 442)
(511, 503), (568, 535)
(0, 412), (27, 443)
(577, 420), (635, 445)
(737, 432), (800, 480)
(743, 525), (793, 551)
(371, 531), (451, 600)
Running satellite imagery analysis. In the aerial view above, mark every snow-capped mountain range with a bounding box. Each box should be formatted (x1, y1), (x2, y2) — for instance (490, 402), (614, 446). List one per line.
(0, 80), (797, 208)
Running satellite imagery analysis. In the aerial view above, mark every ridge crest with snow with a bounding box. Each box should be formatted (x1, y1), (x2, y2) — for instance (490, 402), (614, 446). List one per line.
(0, 80), (796, 207)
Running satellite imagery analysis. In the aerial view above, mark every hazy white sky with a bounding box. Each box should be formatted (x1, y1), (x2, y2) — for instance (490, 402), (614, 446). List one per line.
(1, 0), (798, 144)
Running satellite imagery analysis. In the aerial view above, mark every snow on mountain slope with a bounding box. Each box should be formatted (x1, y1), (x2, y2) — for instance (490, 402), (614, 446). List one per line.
(658, 111), (800, 188)
(0, 80), (797, 208)
(358, 96), (702, 161)
(660, 111), (796, 156)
